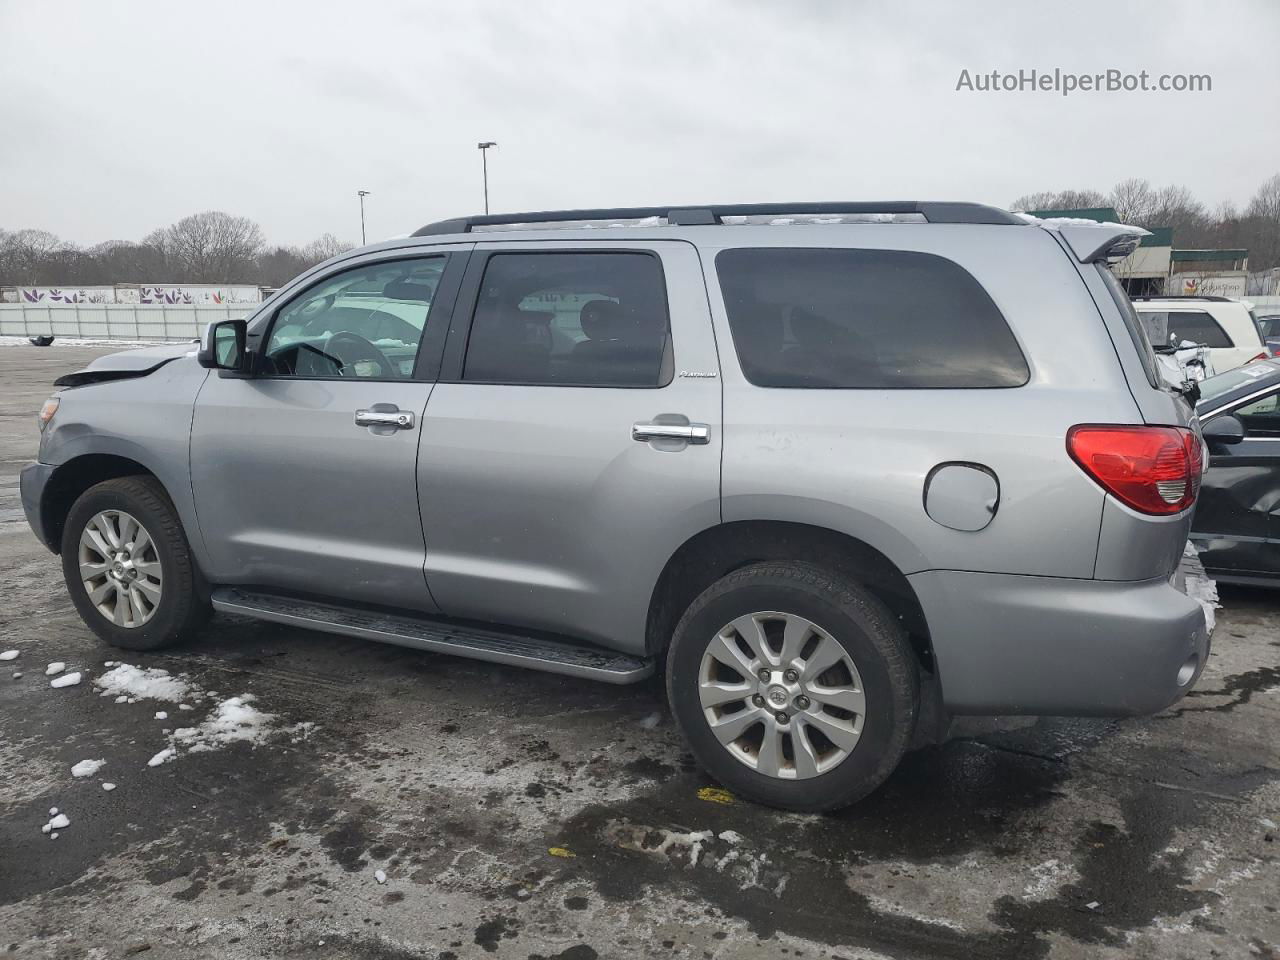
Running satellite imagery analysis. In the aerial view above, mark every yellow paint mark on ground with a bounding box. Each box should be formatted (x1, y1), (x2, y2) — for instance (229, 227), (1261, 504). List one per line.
(548, 846), (576, 858)
(697, 786), (735, 805)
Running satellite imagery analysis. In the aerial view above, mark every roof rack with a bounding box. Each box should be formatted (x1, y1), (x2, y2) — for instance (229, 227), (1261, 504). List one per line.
(1131, 295), (1235, 302)
(411, 201), (1023, 236)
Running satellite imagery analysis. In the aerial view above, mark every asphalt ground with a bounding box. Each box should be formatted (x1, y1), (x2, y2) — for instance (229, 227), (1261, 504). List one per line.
(1, 342), (1277, 960)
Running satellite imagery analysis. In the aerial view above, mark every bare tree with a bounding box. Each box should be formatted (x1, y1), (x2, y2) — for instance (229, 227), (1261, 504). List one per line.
(1110, 178), (1157, 224)
(1246, 173), (1280, 221)
(0, 229), (67, 284)
(300, 233), (352, 264)
(153, 211), (265, 282)
(1010, 189), (1108, 212)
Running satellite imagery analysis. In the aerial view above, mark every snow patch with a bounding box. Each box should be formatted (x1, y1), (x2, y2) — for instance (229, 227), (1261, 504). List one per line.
(102, 782), (117, 791)
(0, 650), (19, 661)
(51, 672), (82, 688)
(866, 894), (965, 931)
(147, 747), (176, 767)
(154, 711), (168, 720)
(42, 812), (70, 834)
(638, 712), (661, 730)
(45, 662), (66, 676)
(147, 694), (309, 767)
(71, 759), (105, 778)
(605, 821), (787, 893)
(94, 664), (194, 703)
(374, 869), (387, 884)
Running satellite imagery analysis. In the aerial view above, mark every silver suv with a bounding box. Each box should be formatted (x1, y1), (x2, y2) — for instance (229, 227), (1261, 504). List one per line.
(21, 201), (1210, 811)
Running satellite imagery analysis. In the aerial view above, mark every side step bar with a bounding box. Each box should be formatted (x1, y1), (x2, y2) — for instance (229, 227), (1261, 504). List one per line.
(210, 588), (654, 685)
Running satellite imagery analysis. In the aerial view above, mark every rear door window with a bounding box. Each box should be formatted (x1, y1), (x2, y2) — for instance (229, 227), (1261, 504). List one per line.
(462, 252), (672, 387)
(715, 247), (1028, 388)
(1138, 310), (1233, 348)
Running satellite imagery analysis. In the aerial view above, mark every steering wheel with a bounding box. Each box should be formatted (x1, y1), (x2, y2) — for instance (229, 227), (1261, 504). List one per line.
(323, 331), (395, 378)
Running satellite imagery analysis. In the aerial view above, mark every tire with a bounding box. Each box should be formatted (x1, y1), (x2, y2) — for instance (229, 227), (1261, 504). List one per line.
(60, 476), (209, 651)
(666, 562), (918, 812)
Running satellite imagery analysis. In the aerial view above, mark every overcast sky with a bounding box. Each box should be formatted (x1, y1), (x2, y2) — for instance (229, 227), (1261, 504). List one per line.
(2, 0), (1278, 247)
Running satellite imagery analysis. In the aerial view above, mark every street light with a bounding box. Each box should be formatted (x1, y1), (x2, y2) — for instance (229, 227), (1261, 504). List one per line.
(357, 190), (371, 245)
(477, 142), (497, 214)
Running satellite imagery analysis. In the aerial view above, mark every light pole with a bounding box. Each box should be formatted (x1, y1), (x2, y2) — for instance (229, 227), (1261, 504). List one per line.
(477, 142), (497, 214)
(357, 190), (371, 244)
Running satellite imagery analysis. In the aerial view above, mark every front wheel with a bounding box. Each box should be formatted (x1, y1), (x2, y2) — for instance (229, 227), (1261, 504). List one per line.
(666, 562), (918, 812)
(61, 476), (208, 651)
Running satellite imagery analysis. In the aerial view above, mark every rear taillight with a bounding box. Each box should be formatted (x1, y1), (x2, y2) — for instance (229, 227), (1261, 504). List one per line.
(1247, 352), (1270, 363)
(1067, 425), (1202, 515)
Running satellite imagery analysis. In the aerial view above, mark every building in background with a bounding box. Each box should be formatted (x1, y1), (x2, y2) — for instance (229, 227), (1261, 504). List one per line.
(1025, 207), (1250, 298)
(1027, 207), (1172, 296)
(1166, 250), (1250, 298)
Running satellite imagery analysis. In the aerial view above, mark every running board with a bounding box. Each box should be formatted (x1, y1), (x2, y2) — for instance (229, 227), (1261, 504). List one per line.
(209, 588), (653, 684)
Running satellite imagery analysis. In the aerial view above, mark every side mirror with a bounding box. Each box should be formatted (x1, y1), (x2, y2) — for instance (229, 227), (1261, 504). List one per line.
(1202, 415), (1245, 447)
(197, 319), (248, 372)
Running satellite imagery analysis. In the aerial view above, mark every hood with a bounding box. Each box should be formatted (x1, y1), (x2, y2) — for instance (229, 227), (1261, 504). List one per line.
(85, 341), (199, 371)
(54, 341), (199, 388)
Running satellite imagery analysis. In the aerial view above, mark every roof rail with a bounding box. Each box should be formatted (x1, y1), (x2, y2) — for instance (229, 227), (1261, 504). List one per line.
(1131, 295), (1235, 302)
(411, 201), (1023, 236)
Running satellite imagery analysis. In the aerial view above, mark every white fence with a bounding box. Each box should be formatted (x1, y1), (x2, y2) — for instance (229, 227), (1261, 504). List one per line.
(0, 302), (256, 341)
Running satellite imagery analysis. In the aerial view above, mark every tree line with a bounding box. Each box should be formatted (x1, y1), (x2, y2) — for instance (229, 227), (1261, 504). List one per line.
(5, 175), (1280, 289)
(1011, 172), (1280, 271)
(0, 211), (355, 289)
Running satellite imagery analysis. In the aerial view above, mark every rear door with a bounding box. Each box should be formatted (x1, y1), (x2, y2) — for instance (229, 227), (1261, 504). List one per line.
(190, 248), (466, 611)
(1195, 387), (1280, 578)
(416, 240), (721, 653)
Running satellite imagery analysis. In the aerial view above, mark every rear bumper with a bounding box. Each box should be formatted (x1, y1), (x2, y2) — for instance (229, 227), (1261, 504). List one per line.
(20, 461), (56, 551)
(910, 568), (1209, 716)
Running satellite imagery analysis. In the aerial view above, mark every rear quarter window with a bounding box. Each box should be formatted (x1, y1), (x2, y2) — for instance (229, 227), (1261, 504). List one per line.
(715, 247), (1028, 389)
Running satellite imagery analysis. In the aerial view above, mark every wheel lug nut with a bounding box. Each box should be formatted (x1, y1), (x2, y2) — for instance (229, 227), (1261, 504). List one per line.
(795, 696), (811, 710)
(784, 669), (799, 683)
(757, 669), (771, 683)
(775, 711), (789, 724)
(752, 694), (765, 707)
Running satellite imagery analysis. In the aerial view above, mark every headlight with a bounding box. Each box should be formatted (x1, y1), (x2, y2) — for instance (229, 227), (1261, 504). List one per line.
(38, 397), (59, 431)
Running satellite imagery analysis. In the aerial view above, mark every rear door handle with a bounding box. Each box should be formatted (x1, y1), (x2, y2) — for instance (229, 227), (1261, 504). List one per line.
(355, 408), (415, 430)
(632, 421), (709, 444)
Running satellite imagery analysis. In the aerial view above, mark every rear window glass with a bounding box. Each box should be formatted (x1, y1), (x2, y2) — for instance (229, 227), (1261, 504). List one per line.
(1135, 309), (1233, 349)
(715, 248), (1028, 389)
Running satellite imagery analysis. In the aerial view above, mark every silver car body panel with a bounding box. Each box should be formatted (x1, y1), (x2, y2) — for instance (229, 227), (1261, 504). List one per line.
(417, 240), (721, 653)
(25, 215), (1206, 713)
(701, 224), (1151, 581)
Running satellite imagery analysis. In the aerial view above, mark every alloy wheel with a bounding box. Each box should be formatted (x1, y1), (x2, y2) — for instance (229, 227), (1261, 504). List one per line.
(77, 510), (163, 628)
(698, 611), (866, 779)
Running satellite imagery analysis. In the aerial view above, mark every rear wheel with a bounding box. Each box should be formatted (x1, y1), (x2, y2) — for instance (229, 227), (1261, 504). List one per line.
(666, 562), (918, 812)
(61, 476), (208, 651)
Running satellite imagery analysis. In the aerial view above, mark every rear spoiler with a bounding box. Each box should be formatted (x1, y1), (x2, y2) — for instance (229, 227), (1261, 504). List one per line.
(1017, 213), (1151, 264)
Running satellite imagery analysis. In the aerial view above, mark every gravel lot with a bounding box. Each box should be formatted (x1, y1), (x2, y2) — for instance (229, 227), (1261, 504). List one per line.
(1, 342), (1278, 960)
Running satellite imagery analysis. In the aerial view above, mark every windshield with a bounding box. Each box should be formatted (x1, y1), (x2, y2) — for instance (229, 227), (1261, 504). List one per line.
(1197, 362), (1280, 406)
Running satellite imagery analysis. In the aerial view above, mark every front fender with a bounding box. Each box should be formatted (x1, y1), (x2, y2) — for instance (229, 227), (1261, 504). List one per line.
(41, 360), (209, 566)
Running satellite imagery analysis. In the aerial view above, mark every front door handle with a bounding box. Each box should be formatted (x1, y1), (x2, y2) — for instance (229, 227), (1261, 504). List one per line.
(632, 421), (710, 444)
(355, 408), (415, 430)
